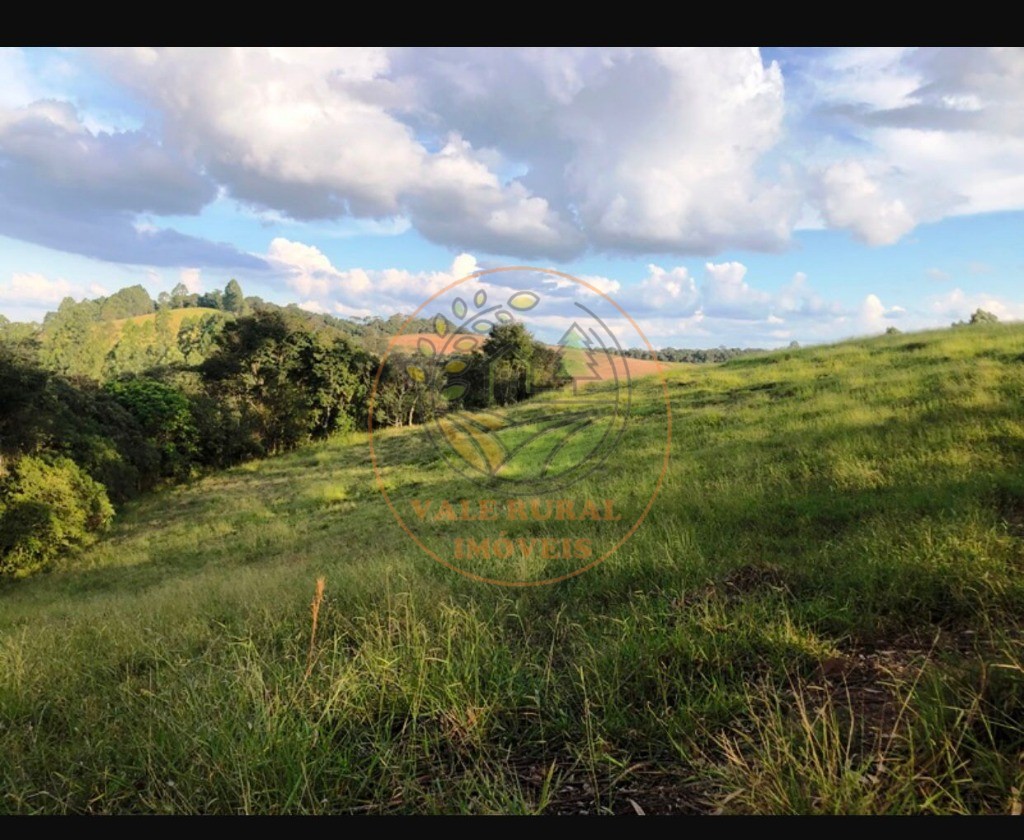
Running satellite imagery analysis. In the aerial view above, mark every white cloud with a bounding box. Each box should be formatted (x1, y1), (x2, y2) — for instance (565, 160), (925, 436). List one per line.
(928, 287), (1024, 322)
(817, 161), (916, 246)
(81, 47), (801, 259)
(180, 267), (202, 293)
(0, 98), (261, 269)
(861, 294), (885, 321)
(702, 261), (773, 318)
(2, 47), (1023, 278)
(0, 49), (38, 109)
(797, 47), (1024, 244)
(927, 267), (951, 282)
(0, 272), (77, 304)
(635, 265), (699, 311)
(94, 48), (580, 259)
(266, 238), (488, 314)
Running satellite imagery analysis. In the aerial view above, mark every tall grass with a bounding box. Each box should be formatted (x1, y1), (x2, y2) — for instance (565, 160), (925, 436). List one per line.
(1, 323), (1023, 813)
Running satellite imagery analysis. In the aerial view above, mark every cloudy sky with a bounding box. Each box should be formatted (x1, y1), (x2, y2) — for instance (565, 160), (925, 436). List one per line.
(1, 47), (1022, 347)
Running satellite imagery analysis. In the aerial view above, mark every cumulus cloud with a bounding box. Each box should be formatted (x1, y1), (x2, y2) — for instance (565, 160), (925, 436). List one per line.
(94, 48), (582, 260)
(859, 293), (906, 331)
(74, 47), (799, 260)
(266, 238), (487, 314)
(2, 47), (1023, 269)
(797, 47), (1024, 243)
(928, 287), (1024, 322)
(179, 268), (202, 293)
(817, 161), (916, 246)
(0, 271), (77, 304)
(634, 265), (699, 311)
(701, 261), (773, 318)
(0, 100), (266, 268)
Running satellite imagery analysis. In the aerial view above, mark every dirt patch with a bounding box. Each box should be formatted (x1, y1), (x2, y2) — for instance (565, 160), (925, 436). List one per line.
(670, 563), (792, 611)
(722, 562), (790, 595)
(805, 628), (1006, 741)
(805, 648), (923, 738)
(549, 767), (713, 815)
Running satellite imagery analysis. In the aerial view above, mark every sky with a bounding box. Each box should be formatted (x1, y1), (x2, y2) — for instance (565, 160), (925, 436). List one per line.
(0, 46), (1022, 348)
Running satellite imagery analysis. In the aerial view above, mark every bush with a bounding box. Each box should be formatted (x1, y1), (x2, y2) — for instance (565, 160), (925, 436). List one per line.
(0, 456), (114, 579)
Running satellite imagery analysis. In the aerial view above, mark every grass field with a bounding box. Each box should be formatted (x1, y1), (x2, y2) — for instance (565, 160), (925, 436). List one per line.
(107, 307), (224, 339)
(2, 324), (1023, 814)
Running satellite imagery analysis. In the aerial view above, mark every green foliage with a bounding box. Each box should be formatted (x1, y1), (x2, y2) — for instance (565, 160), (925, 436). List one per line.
(1, 323), (1023, 811)
(970, 308), (999, 324)
(201, 311), (374, 455)
(372, 352), (447, 427)
(0, 318), (39, 343)
(954, 308), (1000, 327)
(176, 313), (226, 365)
(621, 345), (765, 363)
(0, 340), (50, 461)
(96, 285), (154, 321)
(452, 323), (570, 408)
(105, 378), (199, 480)
(40, 302), (107, 379)
(222, 279), (246, 315)
(0, 455), (113, 578)
(197, 289), (223, 310)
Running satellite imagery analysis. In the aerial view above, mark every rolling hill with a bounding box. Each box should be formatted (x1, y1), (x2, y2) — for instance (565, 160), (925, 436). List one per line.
(387, 331), (674, 383)
(1, 324), (1022, 814)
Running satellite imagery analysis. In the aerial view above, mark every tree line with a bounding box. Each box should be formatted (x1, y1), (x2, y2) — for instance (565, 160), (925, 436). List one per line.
(0, 295), (567, 579)
(0, 278), (795, 580)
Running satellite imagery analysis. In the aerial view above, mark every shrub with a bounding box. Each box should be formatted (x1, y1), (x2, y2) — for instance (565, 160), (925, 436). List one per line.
(0, 456), (114, 579)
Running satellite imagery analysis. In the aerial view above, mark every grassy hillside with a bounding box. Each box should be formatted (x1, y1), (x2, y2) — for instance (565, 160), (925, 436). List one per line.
(107, 307), (225, 335)
(2, 324), (1023, 814)
(92, 307), (228, 357)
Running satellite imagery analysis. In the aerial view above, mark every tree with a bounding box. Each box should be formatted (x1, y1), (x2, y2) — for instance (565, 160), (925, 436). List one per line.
(200, 311), (373, 454)
(170, 283), (192, 308)
(153, 308), (184, 366)
(40, 304), (106, 379)
(223, 279), (245, 314)
(106, 378), (199, 480)
(969, 308), (999, 325)
(197, 289), (223, 310)
(177, 313), (225, 365)
(97, 285), (154, 321)
(480, 323), (535, 406)
(0, 342), (49, 473)
(885, 326), (902, 335)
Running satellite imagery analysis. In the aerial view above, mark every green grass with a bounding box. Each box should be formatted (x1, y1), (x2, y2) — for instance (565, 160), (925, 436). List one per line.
(2, 323), (1024, 813)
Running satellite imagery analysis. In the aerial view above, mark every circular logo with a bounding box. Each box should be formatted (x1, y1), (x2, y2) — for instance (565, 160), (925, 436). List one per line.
(368, 266), (671, 586)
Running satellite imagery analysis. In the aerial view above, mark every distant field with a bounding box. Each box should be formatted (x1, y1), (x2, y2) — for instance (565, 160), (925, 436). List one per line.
(106, 307), (225, 339)
(387, 331), (674, 382)
(2, 324), (1023, 814)
(57, 307), (231, 358)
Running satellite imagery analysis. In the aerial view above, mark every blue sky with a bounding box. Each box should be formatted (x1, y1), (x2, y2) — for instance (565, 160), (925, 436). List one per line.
(1, 47), (1022, 348)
